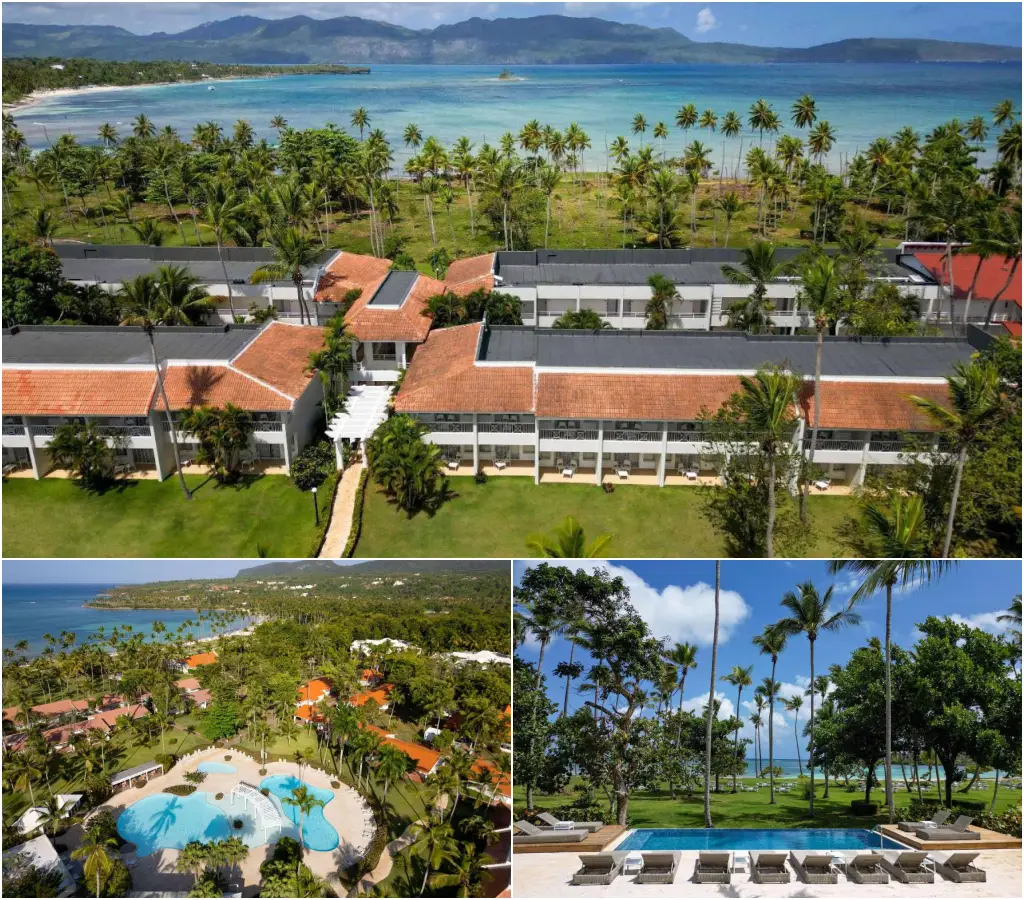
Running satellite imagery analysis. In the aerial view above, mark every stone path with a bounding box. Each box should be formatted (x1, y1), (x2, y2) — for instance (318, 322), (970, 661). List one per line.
(319, 463), (364, 558)
(356, 818), (425, 895)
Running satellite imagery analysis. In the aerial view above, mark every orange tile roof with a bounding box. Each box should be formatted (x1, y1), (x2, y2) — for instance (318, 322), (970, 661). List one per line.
(350, 686), (392, 707)
(473, 757), (512, 798)
(297, 679), (332, 705)
(175, 678), (201, 692)
(86, 704), (149, 731)
(798, 381), (950, 432)
(394, 323), (534, 414)
(445, 254), (495, 286)
(3, 707), (20, 722)
(383, 735), (441, 774)
(156, 365), (293, 412)
(1003, 322), (1022, 339)
(30, 698), (92, 717)
(189, 689), (212, 705)
(344, 272), (443, 343)
(295, 705), (324, 722)
(2, 369), (156, 416)
(314, 251), (393, 304)
(915, 252), (1022, 307)
(184, 651), (218, 668)
(536, 373), (742, 420)
(232, 322), (324, 399)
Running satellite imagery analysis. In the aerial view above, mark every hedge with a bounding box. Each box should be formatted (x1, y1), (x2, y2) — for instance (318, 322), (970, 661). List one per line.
(306, 468), (340, 557)
(342, 469), (369, 558)
(163, 784), (197, 797)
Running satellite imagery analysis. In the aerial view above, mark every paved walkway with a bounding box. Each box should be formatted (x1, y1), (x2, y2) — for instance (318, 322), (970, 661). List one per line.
(319, 463), (364, 558)
(357, 817), (425, 895)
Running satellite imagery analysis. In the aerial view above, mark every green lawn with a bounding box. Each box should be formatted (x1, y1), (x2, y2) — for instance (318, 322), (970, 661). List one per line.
(355, 477), (855, 558)
(2, 474), (322, 557)
(517, 778), (1023, 831)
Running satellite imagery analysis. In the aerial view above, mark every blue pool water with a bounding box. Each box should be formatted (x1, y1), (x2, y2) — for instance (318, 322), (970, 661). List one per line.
(117, 793), (232, 856)
(617, 828), (907, 852)
(196, 762), (237, 774)
(260, 775), (339, 852)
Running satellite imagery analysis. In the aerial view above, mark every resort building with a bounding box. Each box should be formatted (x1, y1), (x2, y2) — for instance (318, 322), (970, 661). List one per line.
(179, 650), (218, 671)
(349, 685), (393, 711)
(2, 321), (326, 479)
(2, 835), (77, 897)
(362, 724), (442, 780)
(13, 794), (82, 836)
(393, 322), (986, 490)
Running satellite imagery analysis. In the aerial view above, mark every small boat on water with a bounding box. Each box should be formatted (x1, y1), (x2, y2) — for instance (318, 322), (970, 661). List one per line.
(207, 86), (216, 92)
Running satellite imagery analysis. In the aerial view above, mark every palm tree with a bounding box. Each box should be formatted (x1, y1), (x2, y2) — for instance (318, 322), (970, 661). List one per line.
(721, 664), (753, 793)
(721, 241), (789, 334)
(283, 785), (325, 885)
(73, 830), (119, 898)
(734, 367), (800, 557)
(130, 218), (165, 246)
(132, 113), (155, 139)
(662, 641), (698, 724)
(429, 843), (493, 896)
(791, 94), (817, 129)
(410, 818), (458, 895)
(797, 254), (842, 521)
(807, 121), (836, 167)
(176, 841), (209, 887)
(783, 694), (804, 776)
(829, 556), (953, 822)
(992, 99), (1016, 127)
(351, 107), (370, 140)
(749, 710), (764, 777)
(150, 265), (214, 325)
(752, 624), (788, 803)
(645, 273), (678, 329)
(631, 113), (648, 148)
(910, 360), (1004, 557)
(270, 115), (288, 133)
(524, 516), (612, 557)
(252, 226), (321, 326)
(307, 317), (353, 419)
(98, 122), (118, 147)
(703, 561), (721, 827)
(478, 158), (525, 251)
(714, 192), (744, 248)
(203, 181), (249, 322)
(777, 582), (860, 817)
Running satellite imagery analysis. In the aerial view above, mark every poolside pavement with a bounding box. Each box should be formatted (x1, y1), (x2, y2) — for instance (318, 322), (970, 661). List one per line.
(89, 746), (377, 896)
(512, 848), (1023, 897)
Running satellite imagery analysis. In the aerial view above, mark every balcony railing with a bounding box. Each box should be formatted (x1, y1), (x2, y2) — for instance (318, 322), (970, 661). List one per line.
(2, 426), (27, 436)
(804, 439), (863, 452)
(32, 425), (59, 437)
(540, 429), (599, 441)
(608, 430), (661, 442)
(869, 440), (912, 453)
(253, 422), (285, 433)
(479, 423), (535, 434)
(95, 425), (152, 437)
(426, 422), (473, 433)
(669, 430), (712, 442)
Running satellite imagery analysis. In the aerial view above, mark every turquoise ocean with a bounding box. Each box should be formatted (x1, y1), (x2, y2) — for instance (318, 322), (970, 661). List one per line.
(2, 582), (250, 656)
(13, 63), (1021, 168)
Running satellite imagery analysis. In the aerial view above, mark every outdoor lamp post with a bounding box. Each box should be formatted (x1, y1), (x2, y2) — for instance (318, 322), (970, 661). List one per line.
(311, 486), (319, 526)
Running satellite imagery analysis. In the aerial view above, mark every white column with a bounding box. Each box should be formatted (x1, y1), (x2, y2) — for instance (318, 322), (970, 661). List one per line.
(472, 414), (480, 472)
(282, 419), (292, 469)
(534, 421), (541, 484)
(576, 286), (581, 312)
(334, 438), (344, 471)
(399, 342), (407, 369)
(658, 422), (668, 487)
(619, 288), (625, 327)
(26, 423), (42, 480)
(595, 421), (604, 485)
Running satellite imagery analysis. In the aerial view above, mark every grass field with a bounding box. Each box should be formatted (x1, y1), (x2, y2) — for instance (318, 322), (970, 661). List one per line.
(7, 170), (903, 270)
(354, 477), (854, 558)
(516, 777), (1023, 831)
(1, 474), (323, 557)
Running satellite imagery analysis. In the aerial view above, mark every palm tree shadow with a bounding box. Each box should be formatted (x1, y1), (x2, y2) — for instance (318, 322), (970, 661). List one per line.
(79, 477), (140, 497)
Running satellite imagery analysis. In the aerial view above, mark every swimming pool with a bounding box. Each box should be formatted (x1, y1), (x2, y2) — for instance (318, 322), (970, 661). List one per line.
(117, 793), (233, 856)
(260, 775), (339, 852)
(616, 828), (908, 852)
(196, 761), (237, 774)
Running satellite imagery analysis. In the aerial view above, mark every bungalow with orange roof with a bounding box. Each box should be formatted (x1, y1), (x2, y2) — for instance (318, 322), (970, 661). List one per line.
(2, 321), (327, 479)
(359, 723), (442, 779)
(85, 704), (149, 733)
(293, 679), (334, 722)
(29, 698), (93, 720)
(349, 685), (392, 712)
(178, 650), (218, 672)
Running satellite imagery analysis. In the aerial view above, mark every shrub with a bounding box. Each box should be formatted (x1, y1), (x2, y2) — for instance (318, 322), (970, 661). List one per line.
(260, 788), (270, 797)
(952, 799), (985, 812)
(223, 755), (232, 761)
(233, 819), (243, 830)
(97, 859), (132, 898)
(215, 792), (224, 801)
(290, 440), (335, 492)
(391, 251), (416, 271)
(977, 806), (1022, 838)
(342, 469), (369, 557)
(475, 470), (487, 485)
(168, 737), (178, 745)
(602, 482), (614, 493)
(306, 469), (339, 557)
(851, 799), (878, 815)
(259, 768), (268, 776)
(154, 753), (177, 772)
(164, 784), (197, 797)
(84, 811), (119, 843)
(548, 803), (606, 825)
(330, 781), (341, 789)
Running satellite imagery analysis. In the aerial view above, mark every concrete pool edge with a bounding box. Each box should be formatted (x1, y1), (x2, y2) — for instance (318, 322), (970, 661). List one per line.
(612, 827), (913, 852)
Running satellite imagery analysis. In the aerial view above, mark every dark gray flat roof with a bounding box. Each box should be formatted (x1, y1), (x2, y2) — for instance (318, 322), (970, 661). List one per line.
(2, 325), (262, 366)
(367, 270), (418, 306)
(479, 326), (975, 378)
(493, 248), (926, 287)
(54, 243), (332, 286)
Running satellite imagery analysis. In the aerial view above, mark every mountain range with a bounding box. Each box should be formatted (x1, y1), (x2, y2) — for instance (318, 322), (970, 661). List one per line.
(234, 560), (508, 579)
(3, 15), (1020, 65)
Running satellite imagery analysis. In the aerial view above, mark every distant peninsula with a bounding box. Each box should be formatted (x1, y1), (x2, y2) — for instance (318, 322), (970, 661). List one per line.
(2, 14), (1020, 66)
(1, 57), (369, 104)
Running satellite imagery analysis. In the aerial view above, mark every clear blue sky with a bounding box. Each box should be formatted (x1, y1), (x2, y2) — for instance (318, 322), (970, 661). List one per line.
(2, 559), (363, 583)
(514, 559), (1021, 758)
(2, 2), (1020, 47)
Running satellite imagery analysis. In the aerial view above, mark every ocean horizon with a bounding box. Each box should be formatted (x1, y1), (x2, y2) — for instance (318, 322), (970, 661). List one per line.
(13, 63), (1020, 168)
(2, 582), (250, 655)
(737, 758), (1001, 779)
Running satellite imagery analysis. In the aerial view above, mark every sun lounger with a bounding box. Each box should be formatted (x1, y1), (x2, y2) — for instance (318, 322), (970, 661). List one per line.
(571, 853), (623, 885)
(880, 851), (934, 884)
(916, 815), (979, 841)
(813, 478), (831, 491)
(693, 851), (732, 884)
(899, 809), (950, 832)
(637, 851), (679, 884)
(789, 851), (839, 884)
(513, 820), (587, 844)
(750, 851), (790, 883)
(537, 812), (602, 832)
(931, 850), (986, 883)
(844, 852), (889, 884)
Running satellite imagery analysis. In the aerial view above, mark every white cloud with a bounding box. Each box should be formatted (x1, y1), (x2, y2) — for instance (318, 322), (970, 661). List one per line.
(949, 611), (1012, 634)
(695, 7), (718, 34)
(681, 689), (734, 721)
(586, 562), (751, 647)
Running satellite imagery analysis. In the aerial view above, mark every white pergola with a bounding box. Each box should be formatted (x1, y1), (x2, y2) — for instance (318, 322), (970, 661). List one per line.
(230, 782), (283, 839)
(326, 385), (392, 467)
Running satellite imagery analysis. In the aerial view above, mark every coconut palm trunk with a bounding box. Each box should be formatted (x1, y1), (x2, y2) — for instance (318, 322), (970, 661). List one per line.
(984, 258), (1021, 325)
(808, 639), (816, 817)
(768, 666), (777, 803)
(561, 641), (576, 716)
(801, 324), (824, 523)
(884, 581), (894, 821)
(147, 330), (192, 500)
(214, 233), (239, 322)
(766, 454), (776, 558)
(703, 561), (721, 827)
(942, 447), (968, 558)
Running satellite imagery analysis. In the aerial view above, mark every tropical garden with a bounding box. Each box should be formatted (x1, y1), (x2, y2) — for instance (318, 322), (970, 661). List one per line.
(2, 568), (511, 897)
(513, 563), (1022, 837)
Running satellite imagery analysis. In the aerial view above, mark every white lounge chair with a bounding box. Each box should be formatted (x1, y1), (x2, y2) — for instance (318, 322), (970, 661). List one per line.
(813, 477), (831, 491)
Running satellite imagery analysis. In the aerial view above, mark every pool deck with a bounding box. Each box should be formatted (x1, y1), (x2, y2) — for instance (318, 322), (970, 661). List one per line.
(878, 823), (1022, 850)
(513, 848), (1023, 897)
(514, 825), (627, 854)
(90, 747), (377, 896)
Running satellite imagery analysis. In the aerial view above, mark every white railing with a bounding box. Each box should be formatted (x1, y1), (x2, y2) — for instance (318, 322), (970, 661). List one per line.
(479, 423), (535, 434)
(609, 431), (661, 442)
(32, 425), (59, 437)
(540, 429), (599, 441)
(253, 422), (285, 433)
(805, 439), (862, 452)
(669, 430), (711, 442)
(427, 422), (473, 433)
(96, 426), (152, 437)
(869, 441), (911, 453)
(2, 426), (26, 436)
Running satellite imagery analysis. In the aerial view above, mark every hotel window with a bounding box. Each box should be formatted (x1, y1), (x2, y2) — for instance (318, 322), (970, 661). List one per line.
(434, 414), (461, 423)
(552, 420), (580, 430)
(494, 414), (521, 423)
(615, 421), (642, 431)
(372, 342), (397, 361)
